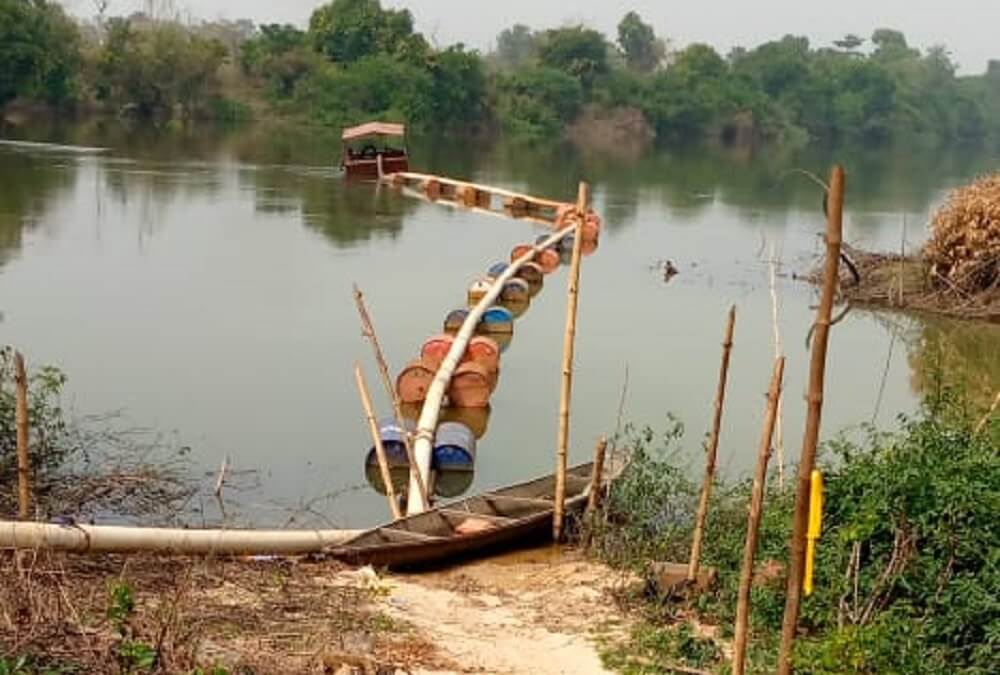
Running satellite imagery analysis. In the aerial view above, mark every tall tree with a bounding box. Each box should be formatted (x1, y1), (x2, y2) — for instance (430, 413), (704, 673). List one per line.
(496, 24), (535, 69)
(0, 0), (80, 108)
(537, 26), (609, 89)
(309, 0), (425, 65)
(617, 11), (663, 73)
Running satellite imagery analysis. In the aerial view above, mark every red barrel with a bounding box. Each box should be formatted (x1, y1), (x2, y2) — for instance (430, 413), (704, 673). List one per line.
(465, 336), (500, 372)
(420, 334), (455, 369)
(396, 357), (437, 404)
(448, 361), (492, 408)
(510, 244), (534, 262)
(536, 248), (561, 273)
(515, 262), (544, 295)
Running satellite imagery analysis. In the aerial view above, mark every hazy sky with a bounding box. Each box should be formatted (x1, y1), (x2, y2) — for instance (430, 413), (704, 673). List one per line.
(63, 0), (999, 74)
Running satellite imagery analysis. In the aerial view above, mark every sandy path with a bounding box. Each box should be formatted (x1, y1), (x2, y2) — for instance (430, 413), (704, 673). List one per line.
(369, 546), (629, 675)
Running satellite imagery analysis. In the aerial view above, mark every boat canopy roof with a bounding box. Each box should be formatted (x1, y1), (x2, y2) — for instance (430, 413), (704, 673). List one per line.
(342, 122), (406, 141)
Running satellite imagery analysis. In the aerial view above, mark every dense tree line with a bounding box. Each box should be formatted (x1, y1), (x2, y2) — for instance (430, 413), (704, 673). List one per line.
(1, 0), (998, 147)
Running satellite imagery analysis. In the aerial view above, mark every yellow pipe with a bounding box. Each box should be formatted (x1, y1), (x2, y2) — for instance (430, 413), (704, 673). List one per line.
(804, 470), (824, 596)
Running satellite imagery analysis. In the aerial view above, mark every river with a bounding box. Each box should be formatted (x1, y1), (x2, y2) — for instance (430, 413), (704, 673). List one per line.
(0, 121), (997, 528)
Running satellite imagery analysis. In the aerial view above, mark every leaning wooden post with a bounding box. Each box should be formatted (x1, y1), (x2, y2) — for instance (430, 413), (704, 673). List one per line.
(777, 166), (845, 675)
(352, 285), (430, 510)
(687, 306), (736, 582)
(14, 351), (31, 520)
(584, 436), (608, 521)
(354, 363), (403, 520)
(553, 181), (589, 541)
(732, 356), (786, 675)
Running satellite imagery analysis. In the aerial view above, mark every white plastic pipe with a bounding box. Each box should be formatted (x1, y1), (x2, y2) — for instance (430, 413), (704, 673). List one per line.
(406, 223), (577, 515)
(0, 521), (362, 555)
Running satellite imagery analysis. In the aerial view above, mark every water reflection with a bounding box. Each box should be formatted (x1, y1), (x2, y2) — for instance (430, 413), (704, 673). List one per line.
(0, 148), (77, 267)
(0, 120), (996, 527)
(906, 317), (1000, 412)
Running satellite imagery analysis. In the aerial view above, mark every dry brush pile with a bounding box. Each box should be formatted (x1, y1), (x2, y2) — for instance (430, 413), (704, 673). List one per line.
(924, 172), (1000, 295)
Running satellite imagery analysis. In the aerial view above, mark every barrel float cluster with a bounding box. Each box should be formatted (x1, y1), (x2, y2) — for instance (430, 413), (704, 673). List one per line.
(368, 208), (600, 500)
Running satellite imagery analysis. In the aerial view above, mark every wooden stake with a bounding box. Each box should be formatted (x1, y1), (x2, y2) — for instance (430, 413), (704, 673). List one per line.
(777, 166), (845, 675)
(584, 436), (608, 521)
(554, 181), (589, 541)
(14, 351), (30, 520)
(688, 305), (736, 582)
(768, 242), (786, 488)
(353, 285), (430, 510)
(354, 363), (403, 520)
(732, 356), (786, 675)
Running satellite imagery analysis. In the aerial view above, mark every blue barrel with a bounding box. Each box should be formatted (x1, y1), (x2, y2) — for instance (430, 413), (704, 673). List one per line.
(500, 278), (531, 304)
(365, 417), (413, 469)
(478, 306), (514, 335)
(432, 422), (477, 471)
(444, 308), (471, 335)
(486, 262), (509, 281)
(434, 469), (474, 498)
(535, 234), (559, 251)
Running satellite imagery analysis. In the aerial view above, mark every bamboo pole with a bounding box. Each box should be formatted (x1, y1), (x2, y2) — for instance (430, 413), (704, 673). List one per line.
(352, 285), (430, 510)
(0, 521), (361, 555)
(732, 356), (786, 675)
(777, 166), (846, 675)
(584, 436), (608, 520)
(768, 242), (786, 488)
(14, 351), (30, 520)
(354, 364), (403, 520)
(406, 222), (579, 515)
(688, 306), (736, 582)
(553, 182), (589, 541)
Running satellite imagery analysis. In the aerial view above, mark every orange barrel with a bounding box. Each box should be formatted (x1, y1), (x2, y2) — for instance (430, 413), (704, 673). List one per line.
(467, 277), (492, 307)
(504, 196), (529, 216)
(475, 189), (491, 209)
(466, 335), (500, 372)
(583, 212), (602, 241)
(396, 357), (437, 404)
(441, 405), (492, 440)
(456, 185), (477, 207)
(421, 334), (455, 369)
(501, 298), (529, 319)
(500, 278), (531, 305)
(536, 248), (561, 273)
(515, 262), (544, 295)
(478, 306), (514, 335)
(510, 243), (534, 262)
(424, 179), (442, 201)
(432, 422), (476, 471)
(465, 336), (500, 390)
(582, 237), (599, 257)
(559, 235), (599, 264)
(448, 361), (492, 408)
(492, 332), (513, 354)
(443, 308), (470, 335)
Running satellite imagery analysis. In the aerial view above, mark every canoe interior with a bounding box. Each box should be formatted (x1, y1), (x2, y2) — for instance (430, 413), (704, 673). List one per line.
(329, 462), (604, 568)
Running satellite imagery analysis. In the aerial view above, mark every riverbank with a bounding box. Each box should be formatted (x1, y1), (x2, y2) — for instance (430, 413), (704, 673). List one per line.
(833, 245), (1000, 322)
(1, 547), (628, 674)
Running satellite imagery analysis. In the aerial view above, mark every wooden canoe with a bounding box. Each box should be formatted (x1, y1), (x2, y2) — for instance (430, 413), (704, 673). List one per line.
(327, 462), (612, 568)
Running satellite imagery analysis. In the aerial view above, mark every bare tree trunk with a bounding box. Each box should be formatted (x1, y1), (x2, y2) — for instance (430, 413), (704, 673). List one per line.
(554, 182), (589, 541)
(14, 351), (30, 520)
(732, 357), (785, 675)
(688, 306), (736, 581)
(777, 166), (845, 675)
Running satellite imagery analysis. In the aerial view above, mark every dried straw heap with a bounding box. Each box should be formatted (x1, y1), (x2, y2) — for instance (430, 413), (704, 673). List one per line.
(925, 173), (1000, 294)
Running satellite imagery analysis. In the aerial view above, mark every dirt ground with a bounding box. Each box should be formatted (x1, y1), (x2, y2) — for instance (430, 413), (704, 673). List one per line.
(1, 546), (630, 674)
